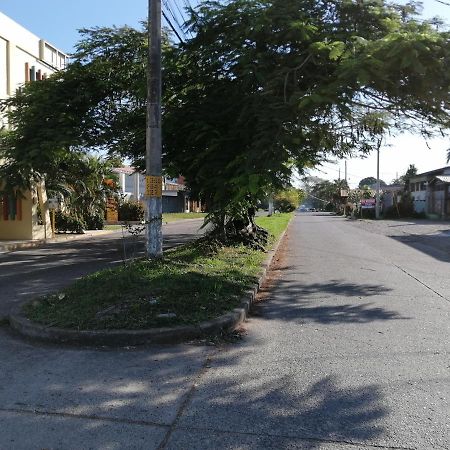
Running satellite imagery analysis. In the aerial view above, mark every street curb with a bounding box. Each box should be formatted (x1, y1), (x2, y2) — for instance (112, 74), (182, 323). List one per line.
(0, 230), (119, 253)
(9, 219), (291, 346)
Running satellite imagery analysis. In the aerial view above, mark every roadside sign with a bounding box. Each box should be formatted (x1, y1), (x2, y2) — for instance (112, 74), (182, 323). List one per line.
(361, 198), (376, 209)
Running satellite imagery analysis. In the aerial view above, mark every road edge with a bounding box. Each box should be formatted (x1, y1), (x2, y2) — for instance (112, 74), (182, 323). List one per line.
(9, 218), (292, 346)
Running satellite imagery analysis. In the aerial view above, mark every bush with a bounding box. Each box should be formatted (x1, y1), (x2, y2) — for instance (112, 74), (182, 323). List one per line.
(273, 189), (301, 213)
(118, 201), (145, 221)
(83, 212), (104, 230)
(55, 211), (85, 233)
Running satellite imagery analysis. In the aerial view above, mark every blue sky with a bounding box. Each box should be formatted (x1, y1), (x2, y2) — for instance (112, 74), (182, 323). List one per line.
(1, 0), (449, 185)
(0, 0), (149, 52)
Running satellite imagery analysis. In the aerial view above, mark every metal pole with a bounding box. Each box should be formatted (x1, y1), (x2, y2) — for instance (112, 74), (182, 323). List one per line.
(375, 143), (381, 219)
(146, 0), (163, 258)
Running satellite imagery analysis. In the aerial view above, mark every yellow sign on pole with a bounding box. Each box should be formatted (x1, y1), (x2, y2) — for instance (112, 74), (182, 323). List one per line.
(145, 176), (162, 197)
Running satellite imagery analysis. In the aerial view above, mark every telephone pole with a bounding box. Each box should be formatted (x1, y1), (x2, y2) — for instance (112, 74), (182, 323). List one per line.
(375, 141), (381, 219)
(145, 0), (163, 258)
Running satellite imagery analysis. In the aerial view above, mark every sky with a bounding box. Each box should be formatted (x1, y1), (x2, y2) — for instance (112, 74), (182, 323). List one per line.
(1, 0), (449, 187)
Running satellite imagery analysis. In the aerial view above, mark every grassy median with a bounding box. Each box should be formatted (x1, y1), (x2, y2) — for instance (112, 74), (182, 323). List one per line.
(25, 213), (292, 330)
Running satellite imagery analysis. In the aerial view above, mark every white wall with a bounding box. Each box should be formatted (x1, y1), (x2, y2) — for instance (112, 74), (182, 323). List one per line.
(0, 11), (67, 102)
(0, 37), (7, 100)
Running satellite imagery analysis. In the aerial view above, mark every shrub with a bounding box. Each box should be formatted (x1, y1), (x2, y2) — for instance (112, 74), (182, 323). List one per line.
(55, 211), (86, 234)
(83, 212), (104, 230)
(118, 201), (145, 221)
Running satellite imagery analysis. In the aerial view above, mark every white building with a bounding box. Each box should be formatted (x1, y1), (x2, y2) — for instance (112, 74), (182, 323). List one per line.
(0, 11), (68, 240)
(111, 167), (204, 215)
(409, 166), (450, 218)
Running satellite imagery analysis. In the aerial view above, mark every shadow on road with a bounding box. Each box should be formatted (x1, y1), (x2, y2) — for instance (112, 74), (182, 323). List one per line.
(253, 278), (407, 325)
(174, 354), (388, 448)
(389, 231), (450, 264)
(0, 321), (389, 449)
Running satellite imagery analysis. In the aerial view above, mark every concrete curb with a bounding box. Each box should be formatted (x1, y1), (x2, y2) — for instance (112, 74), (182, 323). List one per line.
(9, 221), (291, 346)
(0, 230), (119, 253)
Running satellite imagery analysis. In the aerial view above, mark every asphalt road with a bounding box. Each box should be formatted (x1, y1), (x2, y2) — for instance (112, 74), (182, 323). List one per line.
(0, 219), (205, 319)
(0, 213), (449, 449)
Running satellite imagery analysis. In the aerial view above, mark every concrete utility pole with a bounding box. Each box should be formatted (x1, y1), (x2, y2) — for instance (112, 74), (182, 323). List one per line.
(145, 0), (163, 258)
(375, 142), (381, 219)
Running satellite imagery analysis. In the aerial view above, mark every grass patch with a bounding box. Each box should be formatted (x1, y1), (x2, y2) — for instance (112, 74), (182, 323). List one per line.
(256, 213), (292, 242)
(163, 212), (206, 222)
(25, 213), (292, 330)
(104, 225), (122, 230)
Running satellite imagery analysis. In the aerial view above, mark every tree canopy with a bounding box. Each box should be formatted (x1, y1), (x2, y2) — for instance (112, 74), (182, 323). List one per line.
(1, 0), (450, 222)
(358, 176), (386, 188)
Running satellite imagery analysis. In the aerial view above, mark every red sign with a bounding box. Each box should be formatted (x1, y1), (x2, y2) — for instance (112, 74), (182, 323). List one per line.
(361, 198), (376, 209)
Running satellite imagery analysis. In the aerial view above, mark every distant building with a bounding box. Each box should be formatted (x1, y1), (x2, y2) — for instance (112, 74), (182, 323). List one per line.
(381, 184), (403, 210)
(112, 167), (203, 214)
(0, 12), (68, 240)
(409, 166), (450, 218)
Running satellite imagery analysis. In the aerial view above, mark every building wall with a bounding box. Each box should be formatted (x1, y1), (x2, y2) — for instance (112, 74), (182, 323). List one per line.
(0, 191), (36, 239)
(0, 12), (67, 240)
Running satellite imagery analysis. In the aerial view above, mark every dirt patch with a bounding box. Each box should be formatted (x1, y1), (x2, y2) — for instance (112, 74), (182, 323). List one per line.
(254, 232), (290, 305)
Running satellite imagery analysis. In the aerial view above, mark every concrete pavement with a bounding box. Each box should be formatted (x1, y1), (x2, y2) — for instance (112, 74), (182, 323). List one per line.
(0, 212), (449, 449)
(162, 213), (449, 449)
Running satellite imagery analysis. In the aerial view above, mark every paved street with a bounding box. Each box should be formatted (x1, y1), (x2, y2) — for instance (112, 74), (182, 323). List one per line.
(1, 213), (449, 449)
(0, 219), (205, 320)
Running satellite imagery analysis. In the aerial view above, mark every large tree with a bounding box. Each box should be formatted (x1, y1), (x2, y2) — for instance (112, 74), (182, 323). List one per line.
(163, 0), (450, 225)
(2, 0), (450, 242)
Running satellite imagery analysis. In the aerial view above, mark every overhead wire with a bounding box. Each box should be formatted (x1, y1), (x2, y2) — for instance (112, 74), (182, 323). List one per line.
(162, 0), (188, 42)
(162, 10), (185, 43)
(171, 0), (190, 30)
(170, 0), (196, 39)
(433, 0), (450, 7)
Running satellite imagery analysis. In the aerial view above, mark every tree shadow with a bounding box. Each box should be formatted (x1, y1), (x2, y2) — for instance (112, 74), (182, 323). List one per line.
(253, 278), (406, 325)
(170, 352), (390, 449)
(389, 231), (450, 263)
(0, 323), (391, 449)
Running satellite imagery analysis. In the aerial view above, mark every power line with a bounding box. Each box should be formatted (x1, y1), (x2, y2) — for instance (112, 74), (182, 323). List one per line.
(171, 0), (194, 38)
(433, 0), (450, 7)
(162, 0), (187, 40)
(162, 10), (184, 43)
(171, 0), (189, 29)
